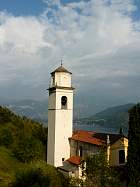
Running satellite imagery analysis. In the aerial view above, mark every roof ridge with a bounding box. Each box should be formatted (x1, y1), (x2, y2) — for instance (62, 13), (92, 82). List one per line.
(51, 65), (72, 74)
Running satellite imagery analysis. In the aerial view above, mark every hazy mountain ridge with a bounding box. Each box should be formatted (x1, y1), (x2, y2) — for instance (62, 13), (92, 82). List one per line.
(76, 103), (135, 133)
(0, 98), (91, 123)
(4, 99), (48, 124)
(0, 98), (135, 132)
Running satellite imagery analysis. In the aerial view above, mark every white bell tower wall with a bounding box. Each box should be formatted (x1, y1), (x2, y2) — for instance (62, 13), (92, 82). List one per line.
(51, 72), (71, 88)
(47, 67), (74, 167)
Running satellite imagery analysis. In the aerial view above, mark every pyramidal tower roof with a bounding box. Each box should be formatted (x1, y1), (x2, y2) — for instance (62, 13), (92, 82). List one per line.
(51, 65), (72, 75)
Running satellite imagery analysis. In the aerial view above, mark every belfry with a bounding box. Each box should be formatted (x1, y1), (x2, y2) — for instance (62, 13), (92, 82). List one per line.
(47, 64), (74, 167)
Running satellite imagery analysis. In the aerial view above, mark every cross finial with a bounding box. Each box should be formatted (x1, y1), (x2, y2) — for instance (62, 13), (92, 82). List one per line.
(61, 59), (63, 66)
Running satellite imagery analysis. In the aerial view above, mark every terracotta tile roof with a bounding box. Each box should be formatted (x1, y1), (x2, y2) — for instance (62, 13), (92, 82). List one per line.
(70, 130), (105, 146)
(67, 156), (82, 165)
(70, 130), (127, 146)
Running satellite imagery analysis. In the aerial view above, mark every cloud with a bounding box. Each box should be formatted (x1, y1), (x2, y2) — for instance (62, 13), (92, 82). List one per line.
(0, 12), (47, 54)
(0, 0), (140, 111)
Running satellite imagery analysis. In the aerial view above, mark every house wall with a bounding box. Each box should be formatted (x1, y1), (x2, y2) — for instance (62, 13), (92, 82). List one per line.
(58, 162), (81, 179)
(70, 139), (101, 159)
(70, 137), (128, 167)
(109, 137), (128, 166)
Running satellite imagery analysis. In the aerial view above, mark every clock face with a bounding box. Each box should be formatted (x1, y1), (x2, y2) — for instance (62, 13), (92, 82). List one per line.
(61, 96), (67, 106)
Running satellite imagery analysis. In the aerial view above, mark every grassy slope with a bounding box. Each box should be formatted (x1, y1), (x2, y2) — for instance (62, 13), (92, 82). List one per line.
(0, 146), (26, 186)
(0, 146), (64, 187)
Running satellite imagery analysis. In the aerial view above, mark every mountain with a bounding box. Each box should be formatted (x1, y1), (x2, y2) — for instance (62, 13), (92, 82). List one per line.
(75, 103), (135, 133)
(91, 103), (134, 128)
(0, 98), (135, 133)
(5, 99), (48, 124)
(1, 98), (92, 123)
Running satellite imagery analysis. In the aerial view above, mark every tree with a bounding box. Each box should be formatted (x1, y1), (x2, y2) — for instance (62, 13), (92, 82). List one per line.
(83, 150), (121, 187)
(127, 104), (140, 186)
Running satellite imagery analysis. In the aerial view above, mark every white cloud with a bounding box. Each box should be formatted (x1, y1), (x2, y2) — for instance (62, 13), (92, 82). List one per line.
(0, 0), (140, 107)
(0, 14), (47, 54)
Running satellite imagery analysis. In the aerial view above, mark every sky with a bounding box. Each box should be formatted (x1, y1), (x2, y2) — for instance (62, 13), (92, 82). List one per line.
(0, 0), (140, 114)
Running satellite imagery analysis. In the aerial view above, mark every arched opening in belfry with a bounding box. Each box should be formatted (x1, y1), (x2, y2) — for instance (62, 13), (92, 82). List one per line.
(61, 96), (67, 109)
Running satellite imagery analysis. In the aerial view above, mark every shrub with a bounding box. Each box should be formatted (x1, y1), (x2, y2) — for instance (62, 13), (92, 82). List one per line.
(11, 168), (50, 187)
(13, 136), (43, 163)
(11, 162), (72, 187)
(0, 127), (13, 147)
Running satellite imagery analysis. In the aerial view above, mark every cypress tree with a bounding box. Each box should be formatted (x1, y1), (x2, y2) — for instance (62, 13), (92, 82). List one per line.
(127, 104), (140, 186)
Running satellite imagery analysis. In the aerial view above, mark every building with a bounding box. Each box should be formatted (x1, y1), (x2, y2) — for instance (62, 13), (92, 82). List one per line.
(70, 130), (128, 166)
(47, 64), (74, 167)
(47, 65), (128, 177)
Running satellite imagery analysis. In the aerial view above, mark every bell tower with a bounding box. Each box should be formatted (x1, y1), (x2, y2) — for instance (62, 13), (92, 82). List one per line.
(47, 64), (74, 167)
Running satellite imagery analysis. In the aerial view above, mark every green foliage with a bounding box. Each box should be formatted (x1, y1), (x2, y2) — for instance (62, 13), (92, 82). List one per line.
(0, 146), (26, 186)
(84, 150), (121, 187)
(127, 103), (140, 186)
(0, 127), (13, 147)
(11, 168), (50, 187)
(11, 161), (73, 187)
(68, 177), (83, 187)
(0, 106), (12, 123)
(0, 106), (47, 163)
(0, 106), (48, 186)
(0, 147), (71, 187)
(13, 136), (43, 163)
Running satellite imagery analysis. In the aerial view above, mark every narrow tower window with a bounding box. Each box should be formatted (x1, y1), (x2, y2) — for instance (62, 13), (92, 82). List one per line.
(61, 96), (67, 109)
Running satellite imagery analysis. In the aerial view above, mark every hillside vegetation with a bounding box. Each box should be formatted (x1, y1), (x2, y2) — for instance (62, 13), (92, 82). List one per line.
(0, 106), (66, 187)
